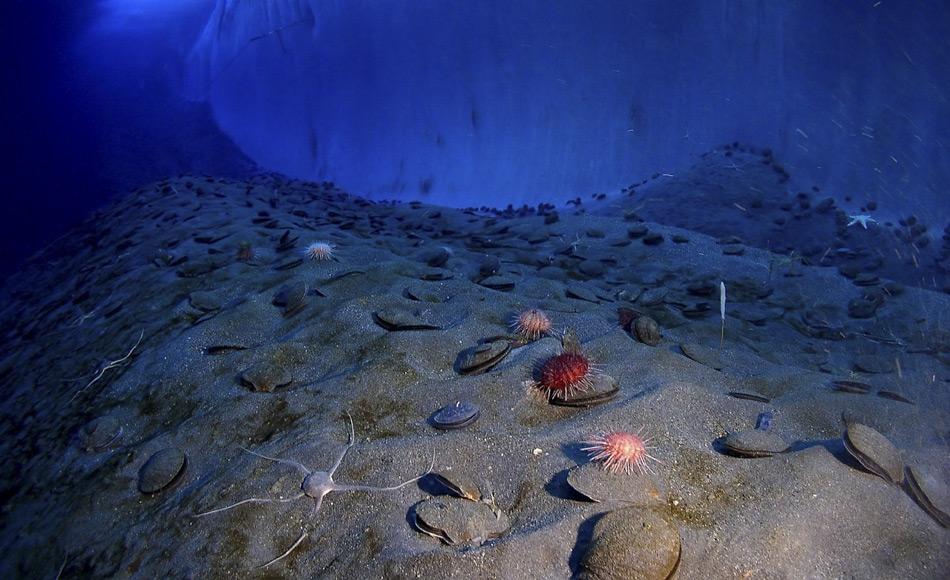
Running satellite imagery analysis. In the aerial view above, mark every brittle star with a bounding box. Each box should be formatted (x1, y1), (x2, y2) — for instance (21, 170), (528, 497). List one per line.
(67, 329), (144, 403)
(195, 413), (434, 568)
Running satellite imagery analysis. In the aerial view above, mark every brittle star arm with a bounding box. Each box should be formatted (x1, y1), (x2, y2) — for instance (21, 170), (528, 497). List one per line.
(195, 492), (306, 517)
(259, 530), (309, 569)
(238, 446), (310, 476)
(328, 412), (356, 477)
(335, 453), (435, 493)
(68, 330), (145, 402)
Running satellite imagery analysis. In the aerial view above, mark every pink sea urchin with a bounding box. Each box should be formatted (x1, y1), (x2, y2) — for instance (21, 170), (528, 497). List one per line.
(513, 308), (552, 340)
(582, 430), (658, 475)
(304, 241), (335, 261)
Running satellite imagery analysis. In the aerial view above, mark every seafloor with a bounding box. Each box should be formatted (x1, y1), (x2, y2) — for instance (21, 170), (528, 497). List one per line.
(0, 147), (948, 579)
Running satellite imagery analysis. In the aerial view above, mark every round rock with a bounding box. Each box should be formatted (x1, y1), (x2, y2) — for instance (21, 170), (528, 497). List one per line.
(138, 447), (187, 494)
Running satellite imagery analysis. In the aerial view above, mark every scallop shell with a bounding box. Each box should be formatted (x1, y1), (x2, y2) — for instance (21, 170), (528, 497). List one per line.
(578, 507), (681, 580)
(722, 430), (788, 458)
(138, 447), (187, 494)
(566, 462), (663, 505)
(842, 421), (903, 485)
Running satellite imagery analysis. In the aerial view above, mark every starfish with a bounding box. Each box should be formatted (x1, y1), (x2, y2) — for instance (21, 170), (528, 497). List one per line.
(195, 413), (433, 568)
(847, 214), (877, 229)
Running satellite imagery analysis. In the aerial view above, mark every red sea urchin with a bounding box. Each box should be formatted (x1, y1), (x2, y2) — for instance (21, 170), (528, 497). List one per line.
(530, 329), (597, 400)
(582, 430), (659, 475)
(537, 351), (593, 398)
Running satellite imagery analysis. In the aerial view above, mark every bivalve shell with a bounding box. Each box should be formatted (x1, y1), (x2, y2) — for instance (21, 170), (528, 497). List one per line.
(842, 420), (904, 485)
(566, 462), (663, 505)
(78, 416), (123, 451)
(634, 316), (661, 346)
(413, 496), (509, 546)
(722, 429), (788, 458)
(138, 447), (187, 494)
(578, 507), (681, 580)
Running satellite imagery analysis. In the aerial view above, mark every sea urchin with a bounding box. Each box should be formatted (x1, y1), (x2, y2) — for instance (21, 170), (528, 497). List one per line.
(512, 308), (552, 340)
(582, 430), (658, 475)
(304, 241), (335, 261)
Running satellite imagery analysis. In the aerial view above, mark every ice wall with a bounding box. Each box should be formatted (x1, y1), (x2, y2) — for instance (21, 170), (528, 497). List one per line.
(187, 0), (949, 219)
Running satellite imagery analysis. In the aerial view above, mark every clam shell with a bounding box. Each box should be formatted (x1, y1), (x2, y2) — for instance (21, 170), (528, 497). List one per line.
(138, 447), (187, 494)
(634, 316), (661, 346)
(456, 339), (510, 375)
(78, 416), (123, 451)
(372, 308), (441, 331)
(413, 496), (509, 546)
(842, 421), (904, 485)
(478, 275), (515, 291)
(430, 402), (480, 430)
(550, 373), (619, 408)
(903, 466), (950, 528)
(566, 462), (663, 505)
(722, 430), (788, 458)
(578, 507), (681, 580)
(432, 471), (482, 502)
(679, 342), (722, 370)
(189, 291), (223, 312)
(272, 282), (308, 317)
(830, 379), (871, 394)
(565, 284), (600, 304)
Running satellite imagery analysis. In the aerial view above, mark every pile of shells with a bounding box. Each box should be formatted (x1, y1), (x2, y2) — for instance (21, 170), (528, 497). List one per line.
(413, 470), (509, 546)
(578, 507), (681, 580)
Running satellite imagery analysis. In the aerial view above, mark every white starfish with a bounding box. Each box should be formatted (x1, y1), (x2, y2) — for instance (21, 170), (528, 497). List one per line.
(847, 214), (877, 229)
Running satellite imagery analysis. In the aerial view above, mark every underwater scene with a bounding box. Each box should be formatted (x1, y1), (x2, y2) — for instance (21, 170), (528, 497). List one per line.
(2, 1), (949, 578)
